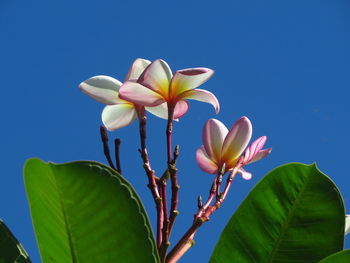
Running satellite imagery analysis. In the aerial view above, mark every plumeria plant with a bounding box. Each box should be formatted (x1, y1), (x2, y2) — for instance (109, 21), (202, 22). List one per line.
(1, 58), (349, 263)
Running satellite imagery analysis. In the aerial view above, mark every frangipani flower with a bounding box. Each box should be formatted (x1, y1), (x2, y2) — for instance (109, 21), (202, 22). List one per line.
(119, 59), (220, 119)
(79, 58), (168, 130)
(196, 117), (271, 179)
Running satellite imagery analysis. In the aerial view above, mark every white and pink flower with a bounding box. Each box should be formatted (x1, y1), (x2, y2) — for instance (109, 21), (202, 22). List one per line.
(79, 58), (169, 130)
(119, 59), (219, 119)
(196, 117), (271, 179)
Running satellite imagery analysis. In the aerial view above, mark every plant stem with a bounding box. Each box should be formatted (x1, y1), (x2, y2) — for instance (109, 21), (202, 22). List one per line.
(168, 163), (179, 236)
(166, 165), (241, 263)
(99, 126), (116, 170)
(167, 239), (194, 263)
(114, 138), (122, 174)
(137, 108), (163, 249)
(166, 219), (204, 263)
(160, 177), (169, 247)
(166, 104), (174, 164)
(160, 104), (176, 260)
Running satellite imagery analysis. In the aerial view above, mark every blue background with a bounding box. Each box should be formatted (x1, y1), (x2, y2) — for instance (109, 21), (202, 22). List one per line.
(1, 0), (349, 262)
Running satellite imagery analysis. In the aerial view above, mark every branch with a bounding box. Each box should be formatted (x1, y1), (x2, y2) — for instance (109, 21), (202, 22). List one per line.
(99, 126), (116, 170)
(114, 138), (122, 174)
(168, 146), (180, 237)
(137, 110), (163, 249)
(166, 165), (241, 263)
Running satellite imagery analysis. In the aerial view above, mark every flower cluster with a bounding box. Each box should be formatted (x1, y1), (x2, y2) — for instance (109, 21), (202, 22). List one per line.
(79, 57), (271, 178)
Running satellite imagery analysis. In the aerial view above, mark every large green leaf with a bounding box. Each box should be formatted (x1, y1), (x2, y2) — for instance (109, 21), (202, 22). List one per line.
(24, 158), (159, 263)
(210, 163), (345, 263)
(319, 250), (350, 263)
(0, 220), (31, 263)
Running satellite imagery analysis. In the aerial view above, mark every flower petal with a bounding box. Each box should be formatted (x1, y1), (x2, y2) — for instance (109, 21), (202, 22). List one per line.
(145, 103), (168, 120)
(243, 136), (267, 164)
(102, 104), (137, 131)
(125, 58), (151, 81)
(196, 146), (218, 174)
(237, 168), (252, 180)
(345, 215), (350, 235)
(79, 75), (124, 105)
(203, 119), (228, 162)
(170, 68), (214, 98)
(145, 103), (179, 121)
(183, 88), (220, 113)
(173, 100), (189, 119)
(221, 116), (252, 165)
(247, 148), (272, 164)
(138, 59), (172, 97)
(119, 80), (165, 106)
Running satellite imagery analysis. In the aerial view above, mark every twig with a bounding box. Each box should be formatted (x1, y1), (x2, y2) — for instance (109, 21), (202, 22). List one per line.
(166, 165), (241, 263)
(114, 138), (122, 174)
(166, 104), (175, 164)
(168, 147), (180, 237)
(137, 109), (163, 249)
(99, 126), (116, 170)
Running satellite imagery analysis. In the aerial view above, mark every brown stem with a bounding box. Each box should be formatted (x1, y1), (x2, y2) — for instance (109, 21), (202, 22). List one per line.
(166, 166), (241, 262)
(114, 138), (122, 174)
(195, 175), (218, 221)
(99, 126), (116, 170)
(221, 166), (240, 201)
(216, 164), (226, 199)
(168, 163), (179, 237)
(137, 108), (163, 249)
(158, 175), (170, 262)
(166, 219), (204, 263)
(166, 108), (180, 239)
(166, 104), (175, 164)
(167, 239), (194, 263)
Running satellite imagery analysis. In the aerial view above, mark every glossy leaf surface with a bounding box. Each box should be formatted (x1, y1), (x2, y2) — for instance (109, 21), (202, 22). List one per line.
(24, 158), (159, 263)
(210, 163), (345, 263)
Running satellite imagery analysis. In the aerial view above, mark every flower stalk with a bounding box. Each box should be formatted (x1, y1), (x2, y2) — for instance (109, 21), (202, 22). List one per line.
(99, 126), (116, 171)
(166, 166), (240, 263)
(137, 111), (164, 249)
(114, 138), (122, 174)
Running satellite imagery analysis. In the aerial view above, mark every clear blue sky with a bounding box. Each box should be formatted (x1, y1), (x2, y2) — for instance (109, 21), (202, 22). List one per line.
(1, 0), (349, 262)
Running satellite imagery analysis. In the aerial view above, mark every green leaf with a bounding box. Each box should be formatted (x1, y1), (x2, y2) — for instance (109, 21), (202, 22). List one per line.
(210, 163), (345, 263)
(319, 250), (350, 263)
(0, 219), (31, 263)
(24, 158), (159, 263)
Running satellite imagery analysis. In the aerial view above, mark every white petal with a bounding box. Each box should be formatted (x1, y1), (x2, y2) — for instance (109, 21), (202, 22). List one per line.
(196, 146), (218, 174)
(346, 215), (350, 235)
(102, 104), (137, 131)
(203, 119), (228, 162)
(138, 59), (172, 96)
(79, 75), (124, 105)
(119, 80), (165, 106)
(183, 88), (220, 113)
(170, 68), (214, 98)
(145, 103), (179, 121)
(145, 103), (168, 120)
(221, 116), (252, 165)
(125, 58), (151, 81)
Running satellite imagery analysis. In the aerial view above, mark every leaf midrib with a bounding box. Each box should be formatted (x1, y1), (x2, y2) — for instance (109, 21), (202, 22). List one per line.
(265, 173), (311, 263)
(49, 164), (78, 263)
